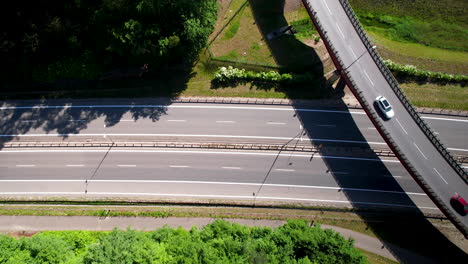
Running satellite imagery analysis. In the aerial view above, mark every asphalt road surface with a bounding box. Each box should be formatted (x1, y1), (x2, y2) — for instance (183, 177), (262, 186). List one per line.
(306, 0), (468, 233)
(0, 148), (435, 210)
(0, 101), (466, 155)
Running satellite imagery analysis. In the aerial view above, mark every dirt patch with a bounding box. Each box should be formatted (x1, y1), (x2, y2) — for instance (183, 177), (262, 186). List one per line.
(284, 0), (304, 12)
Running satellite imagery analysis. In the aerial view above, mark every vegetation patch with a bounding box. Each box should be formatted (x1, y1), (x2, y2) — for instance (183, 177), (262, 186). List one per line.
(0, 0), (218, 84)
(384, 60), (468, 84)
(0, 219), (368, 264)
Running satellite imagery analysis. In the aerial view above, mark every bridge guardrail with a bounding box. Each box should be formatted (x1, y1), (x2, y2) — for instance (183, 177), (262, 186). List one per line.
(300, 0), (468, 237)
(337, 0), (467, 181)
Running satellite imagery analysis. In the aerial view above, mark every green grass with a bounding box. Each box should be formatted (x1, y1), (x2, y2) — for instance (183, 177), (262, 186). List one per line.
(358, 12), (468, 52)
(359, 249), (398, 264)
(401, 82), (468, 110)
(348, 0), (468, 75)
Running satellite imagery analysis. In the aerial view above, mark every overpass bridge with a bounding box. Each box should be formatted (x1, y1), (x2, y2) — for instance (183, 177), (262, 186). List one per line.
(301, 0), (468, 236)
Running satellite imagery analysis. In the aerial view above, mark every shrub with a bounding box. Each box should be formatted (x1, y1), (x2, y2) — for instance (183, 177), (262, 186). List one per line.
(213, 66), (316, 84)
(383, 59), (468, 84)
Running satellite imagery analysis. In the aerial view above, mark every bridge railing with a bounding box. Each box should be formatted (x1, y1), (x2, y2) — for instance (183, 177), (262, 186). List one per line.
(300, 0), (468, 236)
(337, 0), (467, 181)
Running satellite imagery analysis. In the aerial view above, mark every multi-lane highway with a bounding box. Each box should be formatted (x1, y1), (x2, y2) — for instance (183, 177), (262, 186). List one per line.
(0, 101), (466, 211)
(303, 0), (468, 235)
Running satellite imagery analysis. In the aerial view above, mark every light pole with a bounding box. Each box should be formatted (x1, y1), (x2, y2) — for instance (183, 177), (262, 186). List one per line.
(343, 45), (376, 71)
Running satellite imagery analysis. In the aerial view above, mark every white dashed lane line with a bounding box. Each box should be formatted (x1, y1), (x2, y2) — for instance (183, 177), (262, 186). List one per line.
(413, 143), (428, 160)
(117, 165), (137, 167)
(169, 165), (190, 168)
(433, 168), (448, 184)
(222, 167), (242, 170)
(216, 121), (236, 123)
(15, 165), (36, 167)
(66, 165), (84, 167)
(267, 122), (286, 125)
(275, 169), (295, 172)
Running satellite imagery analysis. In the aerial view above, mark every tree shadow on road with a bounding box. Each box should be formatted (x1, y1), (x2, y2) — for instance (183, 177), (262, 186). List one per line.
(248, 0), (467, 261)
(0, 69), (195, 149)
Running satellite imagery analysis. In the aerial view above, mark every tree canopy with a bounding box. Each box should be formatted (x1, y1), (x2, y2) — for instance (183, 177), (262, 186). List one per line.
(0, 220), (368, 264)
(0, 0), (218, 82)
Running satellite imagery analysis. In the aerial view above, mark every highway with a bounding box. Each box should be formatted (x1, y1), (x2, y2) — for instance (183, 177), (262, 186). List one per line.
(0, 100), (465, 212)
(0, 102), (467, 155)
(303, 0), (468, 235)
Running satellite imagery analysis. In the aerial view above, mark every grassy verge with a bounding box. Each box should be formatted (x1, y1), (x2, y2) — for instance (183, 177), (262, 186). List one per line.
(400, 82), (468, 110)
(359, 249), (398, 264)
(0, 202), (465, 261)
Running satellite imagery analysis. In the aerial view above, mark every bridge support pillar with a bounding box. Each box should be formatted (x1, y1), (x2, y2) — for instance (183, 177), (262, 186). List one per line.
(335, 76), (347, 91)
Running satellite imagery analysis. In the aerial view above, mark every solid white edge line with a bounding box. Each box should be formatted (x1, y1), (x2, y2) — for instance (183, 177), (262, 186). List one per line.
(422, 116), (468, 123)
(433, 168), (448, 185)
(0, 179), (426, 196)
(0, 149), (400, 163)
(447, 147), (468, 152)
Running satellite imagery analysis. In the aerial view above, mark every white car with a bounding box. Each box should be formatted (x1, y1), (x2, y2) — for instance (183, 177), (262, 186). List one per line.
(375, 96), (394, 119)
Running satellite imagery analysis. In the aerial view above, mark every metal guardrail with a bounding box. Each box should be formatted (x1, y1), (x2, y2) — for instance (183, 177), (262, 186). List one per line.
(337, 0), (467, 181)
(300, 0), (468, 237)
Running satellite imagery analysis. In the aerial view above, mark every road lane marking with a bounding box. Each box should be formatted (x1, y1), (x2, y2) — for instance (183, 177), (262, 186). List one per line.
(117, 165), (137, 167)
(267, 122), (286, 125)
(170, 165), (190, 168)
(447, 148), (468, 152)
(0, 179), (427, 196)
(323, 1), (332, 14)
(336, 23), (346, 39)
(367, 127), (377, 130)
(413, 143), (428, 160)
(362, 70), (374, 85)
(384, 175), (404, 179)
(434, 132), (439, 135)
(120, 119), (135, 122)
(216, 121), (235, 123)
(0, 149), (401, 163)
(275, 169), (295, 172)
(348, 46), (357, 59)
(167, 120), (186, 122)
(329, 171), (349, 175)
(433, 168), (448, 184)
(15, 165), (36, 167)
(421, 116), (468, 123)
(395, 118), (408, 135)
(66, 165), (84, 167)
(222, 167), (241, 170)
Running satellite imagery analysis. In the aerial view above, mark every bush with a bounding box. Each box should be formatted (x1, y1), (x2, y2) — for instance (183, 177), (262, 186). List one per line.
(213, 66), (316, 84)
(0, 220), (368, 263)
(384, 59), (468, 84)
